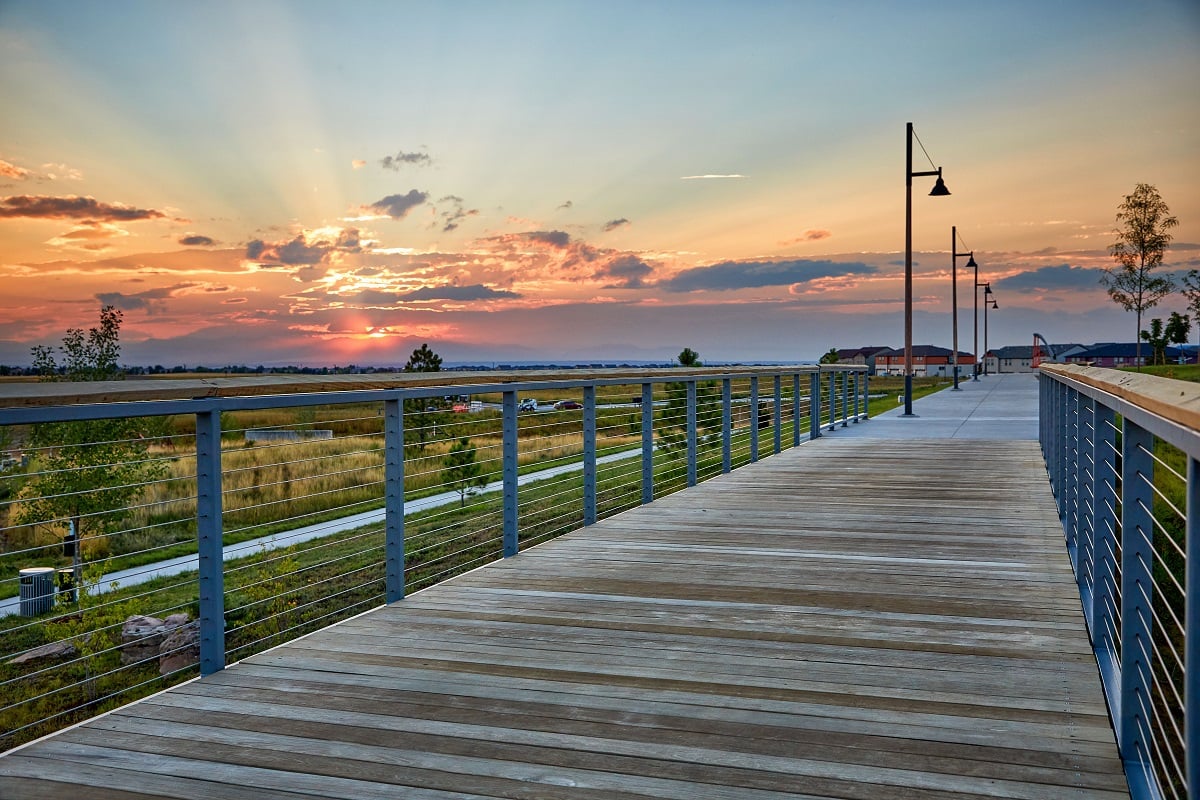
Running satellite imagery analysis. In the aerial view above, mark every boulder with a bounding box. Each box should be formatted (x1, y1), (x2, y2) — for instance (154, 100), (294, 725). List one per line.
(120, 613), (193, 667)
(6, 640), (77, 665)
(158, 621), (200, 675)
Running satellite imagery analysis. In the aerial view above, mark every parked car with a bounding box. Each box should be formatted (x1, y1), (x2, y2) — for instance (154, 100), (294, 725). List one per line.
(518, 398), (538, 412)
(552, 400), (582, 410)
(451, 402), (469, 413)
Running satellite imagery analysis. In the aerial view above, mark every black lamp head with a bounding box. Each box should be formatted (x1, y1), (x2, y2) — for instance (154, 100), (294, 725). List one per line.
(965, 254), (977, 269)
(929, 169), (951, 197)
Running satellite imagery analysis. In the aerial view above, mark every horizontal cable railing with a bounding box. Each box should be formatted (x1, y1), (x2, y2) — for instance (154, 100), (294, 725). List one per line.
(1040, 363), (1198, 800)
(0, 365), (868, 749)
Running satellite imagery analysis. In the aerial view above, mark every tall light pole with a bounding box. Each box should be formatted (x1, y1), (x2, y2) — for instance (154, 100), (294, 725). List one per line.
(951, 226), (976, 391)
(981, 283), (997, 375)
(972, 258), (982, 380)
(904, 122), (951, 416)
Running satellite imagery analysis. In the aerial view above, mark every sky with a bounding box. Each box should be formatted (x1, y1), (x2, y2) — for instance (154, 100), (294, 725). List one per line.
(1, 1), (1198, 367)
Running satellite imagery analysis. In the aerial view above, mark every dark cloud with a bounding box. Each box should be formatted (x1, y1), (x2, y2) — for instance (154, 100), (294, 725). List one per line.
(380, 150), (432, 170)
(0, 195), (165, 221)
(95, 282), (229, 311)
(556, 200), (573, 210)
(599, 254), (653, 288)
(401, 284), (521, 301)
(179, 234), (215, 247)
(996, 264), (1106, 293)
(436, 195), (479, 232)
(370, 190), (428, 219)
(246, 227), (363, 266)
(525, 230), (570, 248)
(661, 259), (876, 292)
(603, 218), (630, 232)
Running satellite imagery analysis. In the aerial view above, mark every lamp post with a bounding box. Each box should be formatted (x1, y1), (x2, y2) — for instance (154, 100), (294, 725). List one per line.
(904, 122), (951, 416)
(981, 283), (997, 376)
(973, 267), (984, 380)
(951, 225), (977, 390)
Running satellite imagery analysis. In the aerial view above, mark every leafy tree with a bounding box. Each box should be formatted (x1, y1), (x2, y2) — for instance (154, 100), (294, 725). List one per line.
(1180, 272), (1200, 348)
(1140, 318), (1169, 366)
(1166, 311), (1191, 350)
(402, 343), (445, 453)
(16, 307), (164, 586)
(441, 438), (487, 506)
(404, 343), (443, 373)
(657, 348), (720, 453)
(1101, 183), (1179, 368)
(819, 348), (840, 365)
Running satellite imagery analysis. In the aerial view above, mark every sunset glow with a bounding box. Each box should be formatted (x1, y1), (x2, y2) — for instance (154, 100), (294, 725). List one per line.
(1, 2), (1198, 366)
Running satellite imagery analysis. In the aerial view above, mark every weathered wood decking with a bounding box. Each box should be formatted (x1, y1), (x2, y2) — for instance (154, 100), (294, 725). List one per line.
(1, 438), (1127, 799)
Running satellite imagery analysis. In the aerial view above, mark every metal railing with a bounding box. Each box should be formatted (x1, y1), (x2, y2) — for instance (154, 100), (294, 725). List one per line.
(1040, 363), (1198, 800)
(0, 364), (867, 749)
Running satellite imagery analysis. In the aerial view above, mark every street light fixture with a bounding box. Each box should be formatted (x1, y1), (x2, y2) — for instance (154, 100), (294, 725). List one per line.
(904, 122), (951, 416)
(950, 226), (977, 390)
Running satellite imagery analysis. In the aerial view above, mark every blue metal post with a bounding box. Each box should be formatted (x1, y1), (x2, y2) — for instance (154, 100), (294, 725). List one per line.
(851, 373), (860, 422)
(1078, 395), (1096, 602)
(1187, 456), (1200, 800)
(749, 376), (759, 463)
(1119, 418), (1155, 778)
(1092, 402), (1120, 689)
(502, 390), (518, 557)
(792, 373), (801, 448)
(721, 378), (732, 473)
(773, 375), (782, 454)
(1066, 386), (1080, 570)
(384, 398), (405, 603)
(827, 370), (836, 432)
(195, 409), (225, 676)
(810, 372), (821, 440)
(641, 382), (653, 504)
(840, 372), (849, 428)
(686, 381), (697, 486)
(583, 385), (597, 525)
(863, 372), (870, 420)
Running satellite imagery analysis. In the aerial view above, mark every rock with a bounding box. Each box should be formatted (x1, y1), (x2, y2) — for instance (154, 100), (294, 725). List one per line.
(6, 640), (77, 665)
(158, 621), (200, 675)
(120, 613), (192, 667)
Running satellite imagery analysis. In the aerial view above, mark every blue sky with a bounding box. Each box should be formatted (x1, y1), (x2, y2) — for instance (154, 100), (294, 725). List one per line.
(1, 1), (1197, 365)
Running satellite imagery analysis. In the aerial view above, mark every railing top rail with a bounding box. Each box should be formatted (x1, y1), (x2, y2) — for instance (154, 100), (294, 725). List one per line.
(0, 364), (862, 412)
(1040, 362), (1200, 434)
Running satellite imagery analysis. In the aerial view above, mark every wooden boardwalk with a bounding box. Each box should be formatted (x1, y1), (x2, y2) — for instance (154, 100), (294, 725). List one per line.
(0, 438), (1128, 799)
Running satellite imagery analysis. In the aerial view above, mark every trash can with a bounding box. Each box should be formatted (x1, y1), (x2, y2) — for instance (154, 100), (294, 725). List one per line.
(18, 567), (55, 617)
(56, 568), (77, 604)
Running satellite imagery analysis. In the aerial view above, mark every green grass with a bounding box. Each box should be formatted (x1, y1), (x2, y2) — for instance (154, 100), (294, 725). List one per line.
(1120, 363), (1200, 382)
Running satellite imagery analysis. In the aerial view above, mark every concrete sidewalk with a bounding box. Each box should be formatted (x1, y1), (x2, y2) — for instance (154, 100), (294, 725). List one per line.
(833, 372), (1040, 440)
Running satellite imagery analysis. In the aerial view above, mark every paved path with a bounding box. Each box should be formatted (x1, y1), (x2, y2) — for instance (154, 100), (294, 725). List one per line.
(841, 373), (1040, 440)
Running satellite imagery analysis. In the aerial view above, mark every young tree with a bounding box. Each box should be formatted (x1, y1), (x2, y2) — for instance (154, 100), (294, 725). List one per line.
(819, 348), (840, 365)
(1180, 271), (1200, 348)
(1100, 183), (1179, 369)
(17, 307), (164, 588)
(656, 348), (720, 453)
(1167, 311), (1191, 362)
(1140, 318), (1169, 366)
(402, 343), (444, 453)
(440, 438), (487, 506)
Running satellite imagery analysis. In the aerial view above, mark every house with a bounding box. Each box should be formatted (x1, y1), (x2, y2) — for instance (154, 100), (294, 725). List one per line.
(1062, 342), (1194, 368)
(874, 345), (976, 378)
(833, 346), (891, 375)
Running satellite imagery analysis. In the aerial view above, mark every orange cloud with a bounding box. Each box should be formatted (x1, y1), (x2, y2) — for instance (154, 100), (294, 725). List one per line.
(0, 158), (30, 180)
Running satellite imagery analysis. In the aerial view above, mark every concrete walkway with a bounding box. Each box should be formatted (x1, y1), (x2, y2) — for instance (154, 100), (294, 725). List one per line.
(835, 373), (1040, 440)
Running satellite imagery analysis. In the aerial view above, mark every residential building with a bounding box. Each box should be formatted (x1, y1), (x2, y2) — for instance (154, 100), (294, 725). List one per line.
(874, 345), (975, 378)
(833, 346), (891, 375)
(1062, 342), (1194, 368)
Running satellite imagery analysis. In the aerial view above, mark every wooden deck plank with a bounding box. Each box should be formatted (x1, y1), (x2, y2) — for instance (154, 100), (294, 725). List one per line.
(0, 438), (1128, 798)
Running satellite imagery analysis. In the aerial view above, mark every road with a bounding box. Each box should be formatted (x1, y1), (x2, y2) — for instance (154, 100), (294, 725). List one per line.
(2, 444), (646, 617)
